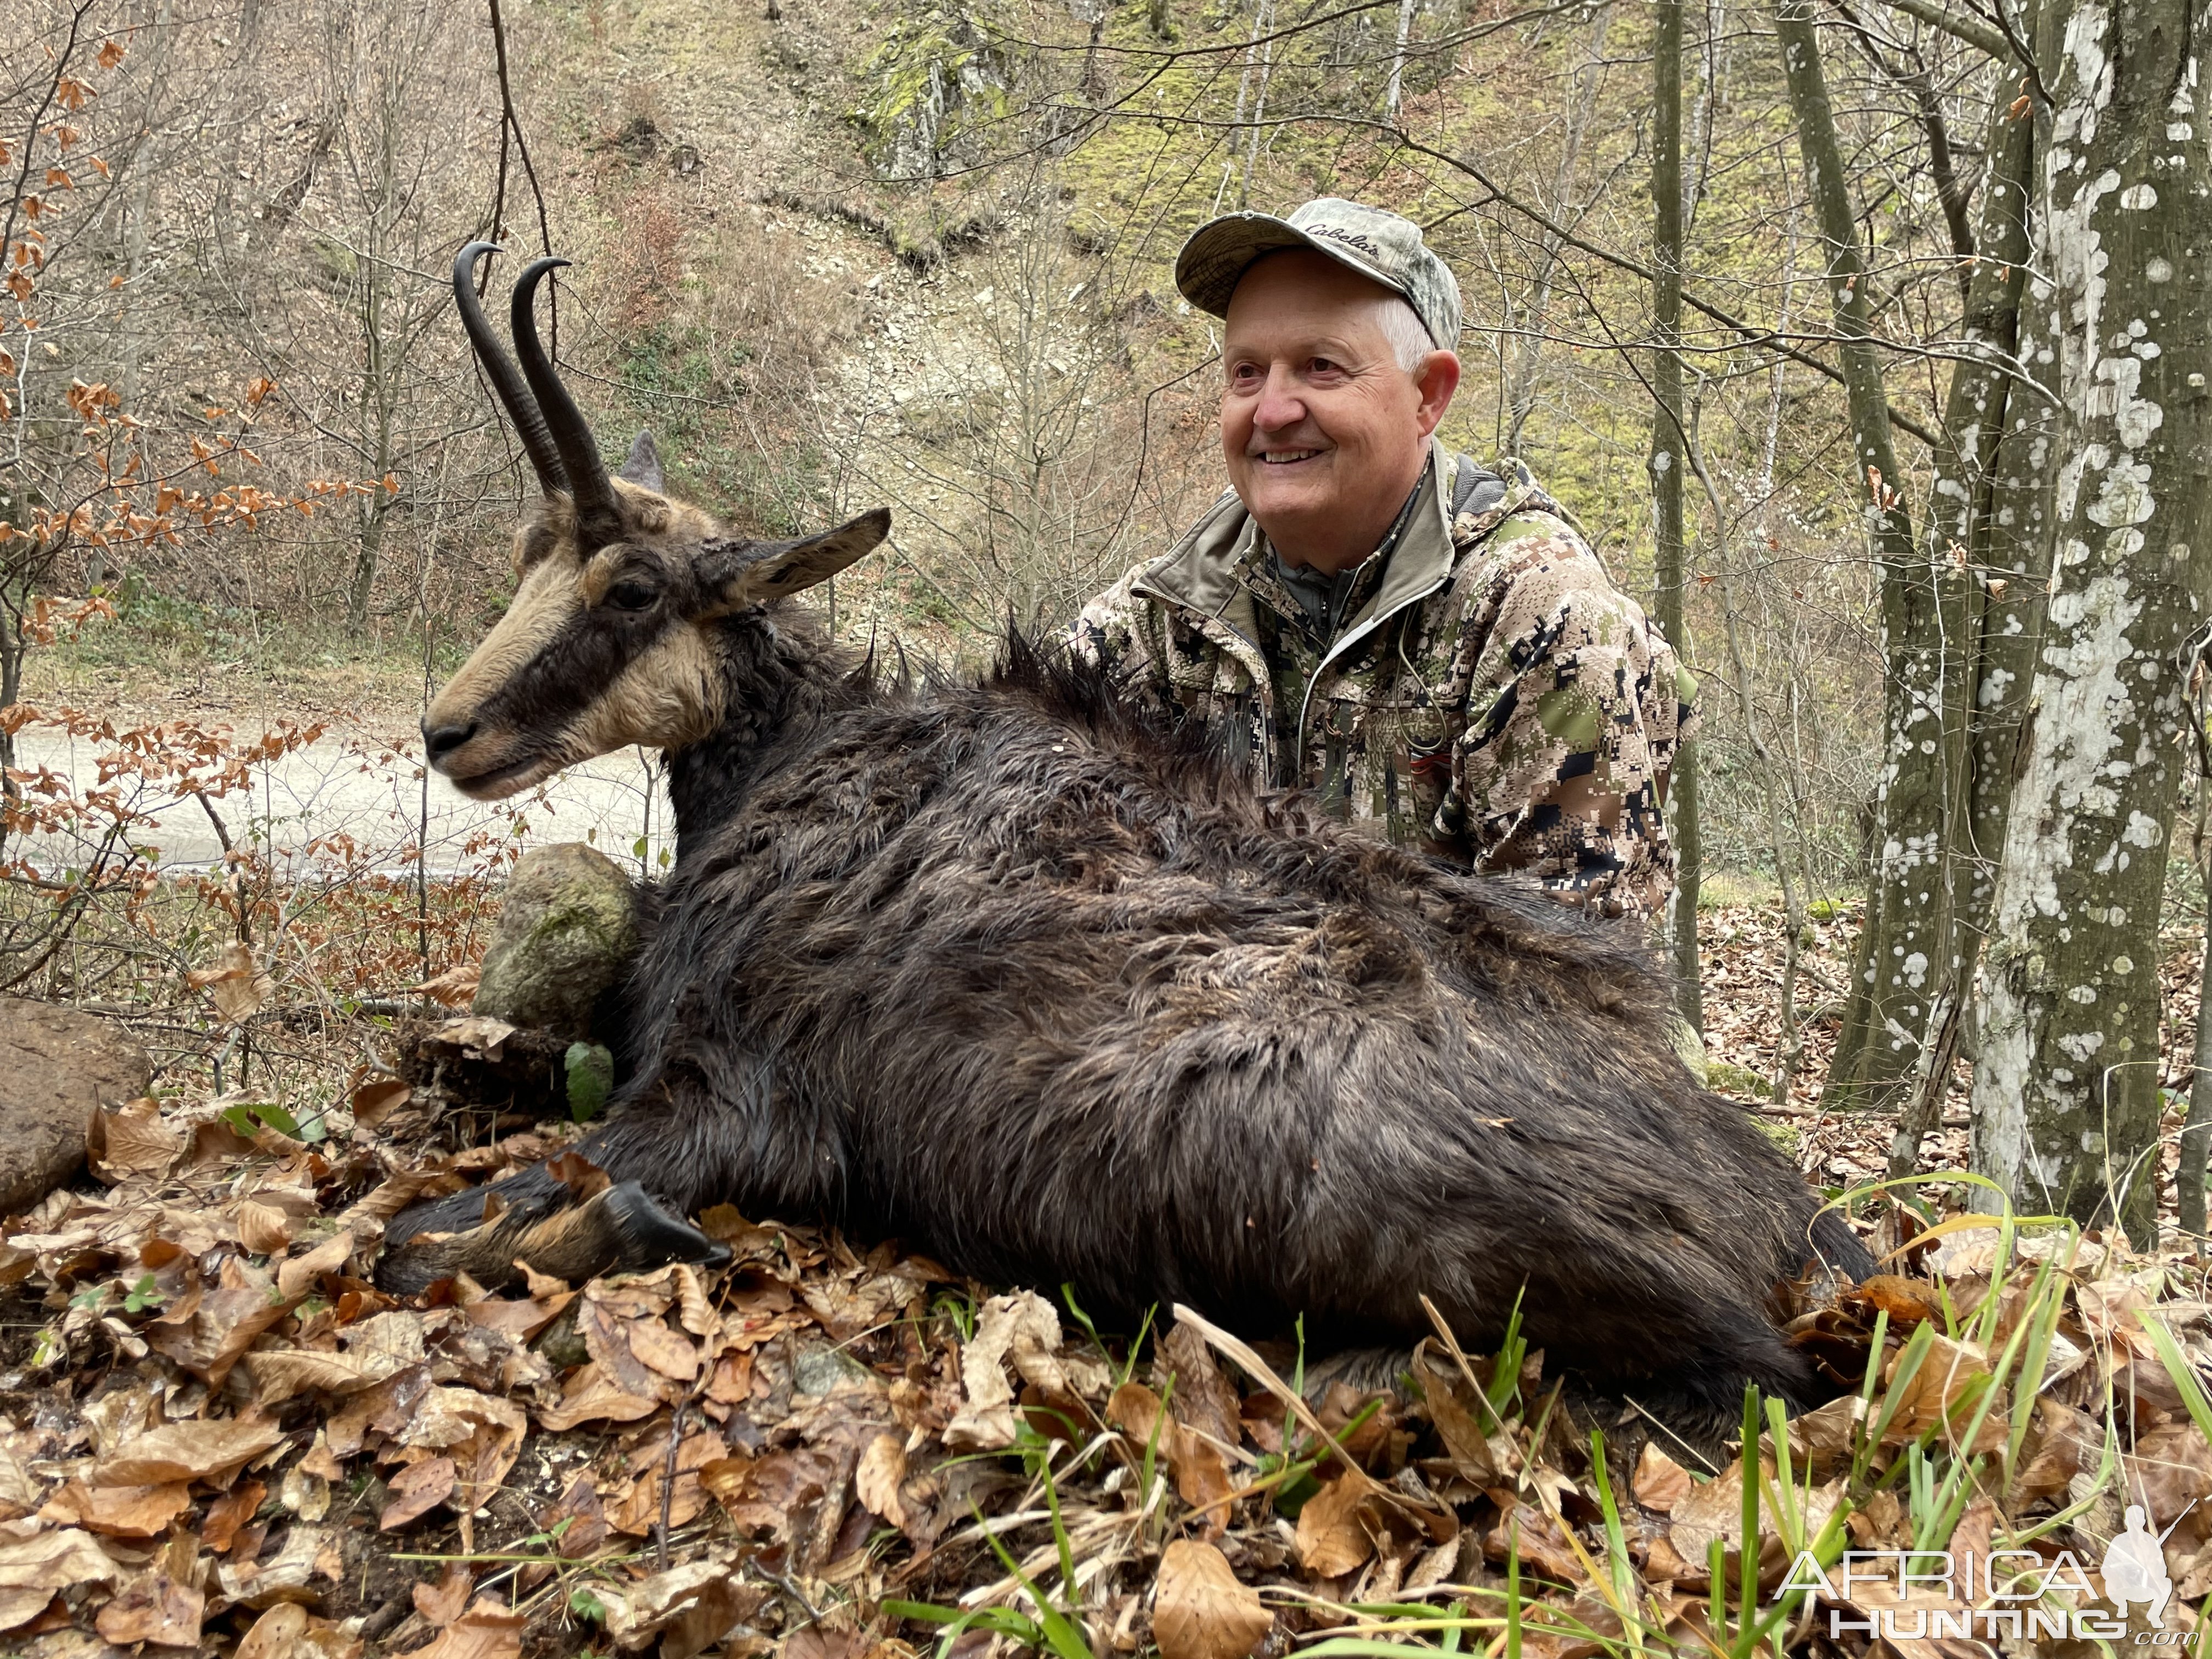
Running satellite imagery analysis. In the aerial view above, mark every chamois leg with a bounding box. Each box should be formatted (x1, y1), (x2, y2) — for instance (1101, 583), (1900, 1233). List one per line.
(378, 1173), (729, 1295)
(378, 1054), (827, 1294)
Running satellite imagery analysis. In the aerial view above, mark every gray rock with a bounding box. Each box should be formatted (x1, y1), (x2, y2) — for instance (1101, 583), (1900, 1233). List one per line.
(0, 998), (153, 1214)
(473, 843), (640, 1037)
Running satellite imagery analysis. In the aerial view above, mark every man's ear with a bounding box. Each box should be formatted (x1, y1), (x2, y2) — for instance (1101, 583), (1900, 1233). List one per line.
(1414, 351), (1462, 437)
(618, 430), (664, 493)
(701, 507), (893, 608)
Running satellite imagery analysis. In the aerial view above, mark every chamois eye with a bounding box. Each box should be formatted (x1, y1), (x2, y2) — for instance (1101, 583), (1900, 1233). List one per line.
(604, 579), (658, 612)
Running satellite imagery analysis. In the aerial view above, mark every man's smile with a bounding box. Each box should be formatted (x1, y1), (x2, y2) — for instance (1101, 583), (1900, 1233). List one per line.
(1257, 448), (1327, 465)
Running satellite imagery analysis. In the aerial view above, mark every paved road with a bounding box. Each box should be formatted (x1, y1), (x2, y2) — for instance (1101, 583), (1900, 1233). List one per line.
(8, 725), (676, 879)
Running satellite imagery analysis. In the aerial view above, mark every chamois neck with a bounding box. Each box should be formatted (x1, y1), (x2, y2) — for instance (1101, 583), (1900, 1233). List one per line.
(663, 605), (864, 859)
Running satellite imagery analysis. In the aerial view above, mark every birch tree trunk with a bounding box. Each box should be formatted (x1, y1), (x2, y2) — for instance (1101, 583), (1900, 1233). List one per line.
(1651, 0), (1703, 1031)
(1970, 0), (2212, 1229)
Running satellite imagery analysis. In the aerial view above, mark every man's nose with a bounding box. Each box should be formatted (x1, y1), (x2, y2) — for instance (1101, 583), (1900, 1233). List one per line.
(1251, 364), (1306, 432)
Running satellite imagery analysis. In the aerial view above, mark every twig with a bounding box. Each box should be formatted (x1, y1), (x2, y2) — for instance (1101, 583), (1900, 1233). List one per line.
(192, 789), (234, 857)
(654, 1401), (685, 1570)
(754, 1559), (823, 1626)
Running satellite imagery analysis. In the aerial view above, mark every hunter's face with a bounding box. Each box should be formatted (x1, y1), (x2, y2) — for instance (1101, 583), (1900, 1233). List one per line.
(1219, 251), (1454, 572)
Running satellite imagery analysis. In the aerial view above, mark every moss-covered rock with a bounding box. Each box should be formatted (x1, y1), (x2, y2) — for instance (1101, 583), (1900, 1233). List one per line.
(473, 843), (640, 1037)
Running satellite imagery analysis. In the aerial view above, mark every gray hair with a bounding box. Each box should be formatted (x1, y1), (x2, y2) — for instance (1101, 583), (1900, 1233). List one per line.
(1374, 294), (1438, 374)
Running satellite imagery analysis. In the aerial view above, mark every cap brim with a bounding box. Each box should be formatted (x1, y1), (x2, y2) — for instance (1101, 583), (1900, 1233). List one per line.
(1174, 212), (1410, 318)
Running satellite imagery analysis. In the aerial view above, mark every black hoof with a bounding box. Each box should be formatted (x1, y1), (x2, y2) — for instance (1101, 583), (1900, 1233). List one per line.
(603, 1181), (732, 1272)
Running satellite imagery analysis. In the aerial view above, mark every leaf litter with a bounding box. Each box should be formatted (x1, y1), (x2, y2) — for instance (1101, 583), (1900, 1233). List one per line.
(0, 1005), (2209, 1655)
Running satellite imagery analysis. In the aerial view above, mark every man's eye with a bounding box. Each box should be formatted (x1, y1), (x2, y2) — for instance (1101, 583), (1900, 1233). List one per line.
(1310, 357), (1339, 374)
(605, 580), (658, 612)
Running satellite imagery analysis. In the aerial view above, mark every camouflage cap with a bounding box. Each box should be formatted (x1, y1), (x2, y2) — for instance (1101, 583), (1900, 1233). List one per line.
(1175, 198), (1463, 352)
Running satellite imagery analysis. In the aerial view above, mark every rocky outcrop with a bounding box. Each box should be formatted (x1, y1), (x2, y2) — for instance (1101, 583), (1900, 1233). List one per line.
(471, 843), (641, 1039)
(0, 998), (154, 1214)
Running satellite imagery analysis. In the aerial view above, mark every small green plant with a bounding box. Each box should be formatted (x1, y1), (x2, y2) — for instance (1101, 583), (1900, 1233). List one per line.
(565, 1042), (614, 1122)
(221, 1099), (325, 1144)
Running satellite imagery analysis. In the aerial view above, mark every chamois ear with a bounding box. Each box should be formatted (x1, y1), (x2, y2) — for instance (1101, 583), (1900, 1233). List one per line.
(618, 430), (664, 493)
(702, 507), (892, 608)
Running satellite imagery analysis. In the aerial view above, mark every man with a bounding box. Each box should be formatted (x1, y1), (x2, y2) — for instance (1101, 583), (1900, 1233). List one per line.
(1073, 198), (1696, 920)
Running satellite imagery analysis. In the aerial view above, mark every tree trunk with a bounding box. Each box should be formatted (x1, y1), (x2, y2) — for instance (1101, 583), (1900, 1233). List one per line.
(1775, 0), (1945, 1116)
(1883, 39), (2043, 1174)
(2181, 918), (2212, 1235)
(1651, 0), (1702, 1031)
(1969, 0), (2212, 1231)
(1386, 0), (1417, 116)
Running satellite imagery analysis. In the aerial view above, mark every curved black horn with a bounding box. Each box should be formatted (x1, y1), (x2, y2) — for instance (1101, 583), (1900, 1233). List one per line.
(452, 242), (565, 498)
(510, 256), (622, 539)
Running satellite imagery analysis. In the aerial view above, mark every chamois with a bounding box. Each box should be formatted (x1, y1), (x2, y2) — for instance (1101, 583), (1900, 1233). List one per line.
(385, 243), (1871, 1420)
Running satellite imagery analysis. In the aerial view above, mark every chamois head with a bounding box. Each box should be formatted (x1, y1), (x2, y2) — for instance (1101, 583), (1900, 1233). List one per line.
(425, 243), (889, 799)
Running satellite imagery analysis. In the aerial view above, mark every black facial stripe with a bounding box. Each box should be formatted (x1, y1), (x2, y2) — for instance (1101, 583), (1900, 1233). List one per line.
(475, 601), (678, 746)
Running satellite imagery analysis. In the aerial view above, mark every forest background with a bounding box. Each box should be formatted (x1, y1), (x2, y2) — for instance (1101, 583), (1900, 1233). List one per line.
(2, 0), (2208, 1236)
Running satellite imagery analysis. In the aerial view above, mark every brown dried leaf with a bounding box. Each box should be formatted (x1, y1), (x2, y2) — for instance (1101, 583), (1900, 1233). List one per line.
(398, 1596), (524, 1659)
(1157, 1322), (1245, 1451)
(537, 1361), (664, 1432)
(95, 1569), (204, 1647)
(204, 1479), (267, 1553)
(247, 1348), (376, 1405)
(146, 1268), (298, 1385)
(1632, 1443), (1692, 1514)
(92, 1104), (184, 1182)
(235, 1601), (309, 1659)
(238, 1201), (295, 1254)
(40, 1479), (192, 1538)
(1296, 1474), (1375, 1578)
(548, 1149), (611, 1201)
(0, 1527), (121, 1633)
(1849, 1274), (1949, 1327)
(95, 1416), (281, 1485)
(945, 1290), (1105, 1450)
(414, 1563), (476, 1627)
(0, 1447), (37, 1522)
(190, 940), (272, 1023)
(1109, 1381), (1233, 1527)
(1484, 1500), (1588, 1588)
(351, 1076), (414, 1128)
(580, 1295), (673, 1401)
(601, 1560), (764, 1659)
(1414, 1347), (1497, 1483)
(1881, 1334), (2004, 1453)
(380, 1457), (456, 1530)
(1786, 1392), (1868, 1475)
(608, 1431), (724, 1536)
(854, 1431), (909, 1531)
(409, 962), (480, 1008)
(540, 1473), (607, 1560)
(279, 1229), (357, 1300)
(432, 1016), (516, 1059)
(626, 1316), (700, 1382)
(1154, 1538), (1273, 1659)
(2013, 1397), (2104, 1503)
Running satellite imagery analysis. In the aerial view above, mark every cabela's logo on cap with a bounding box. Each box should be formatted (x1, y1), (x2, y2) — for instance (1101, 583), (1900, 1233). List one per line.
(1305, 223), (1386, 261)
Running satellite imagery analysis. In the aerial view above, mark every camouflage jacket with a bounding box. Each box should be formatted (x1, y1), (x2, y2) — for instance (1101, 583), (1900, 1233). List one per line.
(1071, 443), (1698, 918)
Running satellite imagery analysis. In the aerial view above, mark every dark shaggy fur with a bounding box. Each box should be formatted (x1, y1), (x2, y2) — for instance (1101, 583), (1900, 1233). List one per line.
(387, 604), (1871, 1420)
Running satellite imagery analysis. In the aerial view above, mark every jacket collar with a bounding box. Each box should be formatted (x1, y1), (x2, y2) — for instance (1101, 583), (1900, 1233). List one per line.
(1133, 436), (1460, 640)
